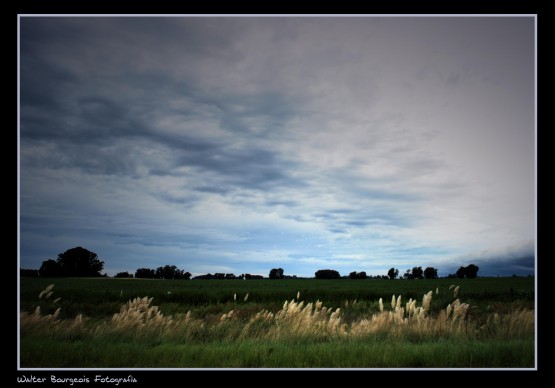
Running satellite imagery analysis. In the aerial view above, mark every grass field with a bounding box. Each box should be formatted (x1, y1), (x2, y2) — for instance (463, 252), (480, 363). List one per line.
(19, 277), (535, 368)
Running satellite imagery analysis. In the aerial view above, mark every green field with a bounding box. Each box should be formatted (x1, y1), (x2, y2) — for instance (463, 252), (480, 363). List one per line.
(19, 277), (535, 368)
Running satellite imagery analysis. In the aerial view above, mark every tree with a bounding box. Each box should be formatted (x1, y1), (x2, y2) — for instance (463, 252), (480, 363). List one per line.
(193, 273), (213, 280)
(56, 247), (104, 277)
(411, 266), (424, 280)
(423, 267), (438, 279)
(387, 268), (399, 280)
(315, 269), (340, 279)
(349, 271), (367, 279)
(269, 268), (284, 279)
(465, 264), (479, 279)
(456, 266), (466, 279)
(39, 260), (59, 277)
(20, 268), (40, 277)
(135, 268), (156, 279)
(155, 265), (191, 279)
(39, 259), (63, 277)
(115, 271), (133, 278)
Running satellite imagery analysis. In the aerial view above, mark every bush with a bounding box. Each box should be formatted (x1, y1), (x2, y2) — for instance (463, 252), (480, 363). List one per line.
(315, 269), (340, 279)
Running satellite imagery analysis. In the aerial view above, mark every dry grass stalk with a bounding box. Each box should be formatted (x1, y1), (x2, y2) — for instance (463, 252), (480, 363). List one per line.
(38, 284), (55, 299)
(110, 296), (174, 331)
(422, 291), (433, 312)
(221, 310), (236, 321)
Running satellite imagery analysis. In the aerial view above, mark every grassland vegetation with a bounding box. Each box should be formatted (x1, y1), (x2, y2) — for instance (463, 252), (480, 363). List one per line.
(19, 277), (534, 368)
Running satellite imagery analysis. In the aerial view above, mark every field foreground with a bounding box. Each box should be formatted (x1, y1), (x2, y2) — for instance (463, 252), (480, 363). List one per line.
(19, 277), (535, 368)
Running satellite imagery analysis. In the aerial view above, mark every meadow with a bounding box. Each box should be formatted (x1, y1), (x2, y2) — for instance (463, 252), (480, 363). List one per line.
(19, 277), (535, 368)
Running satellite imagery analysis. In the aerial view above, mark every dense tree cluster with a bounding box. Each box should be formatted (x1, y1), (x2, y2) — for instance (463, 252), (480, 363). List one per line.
(243, 273), (264, 280)
(135, 268), (156, 278)
(384, 266), (440, 280)
(155, 265), (192, 280)
(134, 265), (191, 279)
(38, 247), (104, 277)
(404, 267), (424, 279)
(20, 269), (40, 277)
(455, 264), (479, 279)
(192, 273), (250, 280)
(423, 267), (438, 279)
(269, 268), (284, 279)
(349, 271), (367, 279)
(115, 271), (133, 278)
(315, 269), (341, 279)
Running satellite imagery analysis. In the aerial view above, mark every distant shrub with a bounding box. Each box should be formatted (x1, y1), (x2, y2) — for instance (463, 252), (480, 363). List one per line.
(315, 269), (340, 279)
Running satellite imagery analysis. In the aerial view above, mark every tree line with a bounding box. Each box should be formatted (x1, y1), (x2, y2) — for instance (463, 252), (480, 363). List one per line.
(20, 246), (479, 280)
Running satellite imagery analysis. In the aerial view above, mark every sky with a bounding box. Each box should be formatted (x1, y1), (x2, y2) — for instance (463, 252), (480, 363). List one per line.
(19, 16), (535, 278)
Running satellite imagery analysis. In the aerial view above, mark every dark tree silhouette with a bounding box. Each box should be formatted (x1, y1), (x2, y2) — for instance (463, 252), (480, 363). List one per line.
(115, 271), (133, 278)
(156, 265), (175, 279)
(135, 268), (156, 279)
(387, 268), (399, 280)
(411, 266), (424, 280)
(315, 269), (341, 279)
(20, 268), (40, 277)
(193, 273), (213, 280)
(464, 264), (479, 278)
(39, 259), (63, 277)
(349, 271), (367, 279)
(155, 265), (191, 279)
(424, 267), (438, 279)
(456, 266), (466, 279)
(56, 247), (104, 277)
(269, 268), (284, 279)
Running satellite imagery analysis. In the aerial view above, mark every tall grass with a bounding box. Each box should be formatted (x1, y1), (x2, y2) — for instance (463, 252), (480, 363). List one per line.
(21, 284), (534, 344)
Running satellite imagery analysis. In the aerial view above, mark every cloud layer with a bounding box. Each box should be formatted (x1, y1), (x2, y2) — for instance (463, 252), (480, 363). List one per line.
(19, 16), (535, 277)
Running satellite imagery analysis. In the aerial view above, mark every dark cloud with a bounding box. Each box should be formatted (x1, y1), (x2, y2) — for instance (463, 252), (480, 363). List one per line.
(441, 241), (535, 277)
(450, 256), (535, 277)
(21, 20), (302, 191)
